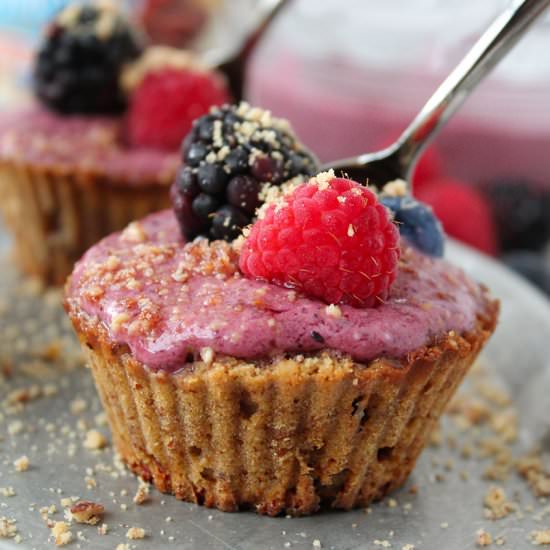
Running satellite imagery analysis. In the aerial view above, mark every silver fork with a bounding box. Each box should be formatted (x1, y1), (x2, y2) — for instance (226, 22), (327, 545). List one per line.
(324, 0), (550, 189)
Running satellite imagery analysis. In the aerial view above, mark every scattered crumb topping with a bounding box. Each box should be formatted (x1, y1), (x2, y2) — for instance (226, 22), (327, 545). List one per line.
(382, 180), (408, 198)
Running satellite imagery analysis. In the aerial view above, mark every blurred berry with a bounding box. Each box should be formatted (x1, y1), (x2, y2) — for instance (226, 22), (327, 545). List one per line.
(503, 251), (550, 296)
(411, 146), (444, 192)
(381, 195), (444, 257)
(482, 179), (550, 252)
(417, 179), (498, 256)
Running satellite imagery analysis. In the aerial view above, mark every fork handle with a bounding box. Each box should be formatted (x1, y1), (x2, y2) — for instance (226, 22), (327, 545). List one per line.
(394, 0), (550, 182)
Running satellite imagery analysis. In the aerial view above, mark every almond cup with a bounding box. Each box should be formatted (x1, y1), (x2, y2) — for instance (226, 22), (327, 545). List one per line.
(0, 159), (171, 285)
(68, 292), (498, 516)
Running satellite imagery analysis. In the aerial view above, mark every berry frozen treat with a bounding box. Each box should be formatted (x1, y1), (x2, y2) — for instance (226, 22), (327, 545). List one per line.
(0, 4), (229, 285)
(65, 105), (498, 514)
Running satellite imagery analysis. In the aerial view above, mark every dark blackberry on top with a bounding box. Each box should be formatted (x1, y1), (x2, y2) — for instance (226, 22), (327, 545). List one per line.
(34, 2), (143, 115)
(172, 103), (319, 241)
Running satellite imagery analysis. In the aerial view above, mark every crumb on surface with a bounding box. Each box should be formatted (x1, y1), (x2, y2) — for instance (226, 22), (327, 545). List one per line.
(126, 526), (146, 540)
(51, 521), (72, 546)
(0, 517), (18, 539)
(69, 501), (105, 525)
(14, 455), (29, 472)
(532, 530), (550, 545)
(133, 480), (150, 505)
(476, 528), (493, 546)
(483, 486), (515, 520)
(83, 429), (108, 450)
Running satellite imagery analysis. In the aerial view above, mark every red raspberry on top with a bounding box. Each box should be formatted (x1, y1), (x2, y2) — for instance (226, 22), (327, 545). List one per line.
(239, 173), (401, 308)
(123, 47), (229, 150)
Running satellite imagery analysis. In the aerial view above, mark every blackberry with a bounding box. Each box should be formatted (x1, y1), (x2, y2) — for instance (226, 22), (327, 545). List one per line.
(381, 194), (445, 257)
(482, 179), (550, 252)
(172, 103), (318, 241)
(34, 2), (143, 115)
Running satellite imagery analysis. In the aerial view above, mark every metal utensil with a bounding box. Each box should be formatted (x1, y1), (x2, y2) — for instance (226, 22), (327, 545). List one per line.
(325, 0), (550, 189)
(203, 0), (290, 101)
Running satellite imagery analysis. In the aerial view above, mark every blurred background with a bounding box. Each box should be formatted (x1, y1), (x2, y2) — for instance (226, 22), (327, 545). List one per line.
(0, 0), (549, 294)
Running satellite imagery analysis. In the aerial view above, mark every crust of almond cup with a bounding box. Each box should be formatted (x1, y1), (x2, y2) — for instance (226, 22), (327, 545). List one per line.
(66, 287), (499, 516)
(0, 160), (171, 285)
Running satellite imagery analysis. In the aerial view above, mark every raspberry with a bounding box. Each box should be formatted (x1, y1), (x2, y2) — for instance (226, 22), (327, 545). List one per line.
(126, 67), (229, 150)
(416, 179), (498, 256)
(34, 2), (143, 114)
(239, 174), (401, 308)
(172, 102), (318, 241)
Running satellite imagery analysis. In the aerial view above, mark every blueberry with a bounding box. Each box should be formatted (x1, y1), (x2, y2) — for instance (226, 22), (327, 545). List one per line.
(225, 146), (250, 175)
(192, 193), (220, 220)
(176, 167), (199, 197)
(381, 195), (445, 257)
(185, 142), (207, 167)
(227, 176), (261, 215)
(210, 206), (250, 241)
(197, 163), (228, 194)
(503, 251), (550, 296)
(483, 180), (550, 252)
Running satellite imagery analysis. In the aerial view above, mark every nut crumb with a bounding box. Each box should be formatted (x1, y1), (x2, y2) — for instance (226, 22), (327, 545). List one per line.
(325, 304), (342, 318)
(69, 501), (105, 525)
(70, 398), (87, 415)
(51, 521), (72, 546)
(200, 347), (215, 365)
(14, 455), (29, 472)
(532, 530), (550, 545)
(0, 517), (18, 539)
(133, 481), (150, 505)
(0, 487), (16, 497)
(476, 528), (493, 546)
(83, 429), (108, 450)
(126, 526), (146, 540)
(483, 487), (515, 520)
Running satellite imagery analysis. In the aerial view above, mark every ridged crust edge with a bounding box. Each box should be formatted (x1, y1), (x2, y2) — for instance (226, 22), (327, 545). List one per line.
(0, 160), (170, 284)
(67, 289), (499, 515)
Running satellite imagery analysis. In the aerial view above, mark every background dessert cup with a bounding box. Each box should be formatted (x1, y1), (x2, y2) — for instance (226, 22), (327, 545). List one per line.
(0, 3), (228, 285)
